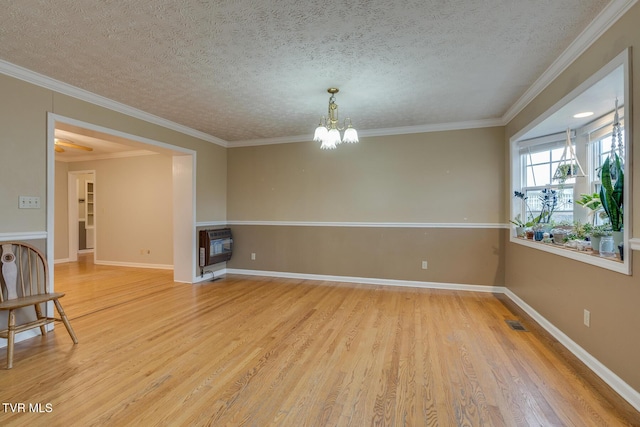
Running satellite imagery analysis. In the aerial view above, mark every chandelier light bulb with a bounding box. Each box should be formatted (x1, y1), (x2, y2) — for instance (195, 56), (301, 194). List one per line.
(313, 88), (358, 149)
(342, 126), (359, 143)
(328, 128), (341, 145)
(313, 125), (328, 142)
(320, 134), (337, 149)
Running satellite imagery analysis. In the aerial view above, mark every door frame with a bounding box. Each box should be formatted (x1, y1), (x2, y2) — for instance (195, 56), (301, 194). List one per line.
(67, 170), (95, 262)
(47, 113), (197, 283)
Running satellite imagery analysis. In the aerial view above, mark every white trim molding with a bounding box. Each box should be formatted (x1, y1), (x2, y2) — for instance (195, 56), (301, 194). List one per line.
(0, 0), (635, 149)
(629, 238), (640, 251)
(510, 237), (630, 275)
(217, 267), (640, 412)
(93, 260), (173, 270)
(192, 268), (227, 284)
(229, 118), (503, 147)
(0, 231), (48, 241)
(196, 221), (229, 228)
(226, 268), (505, 293)
(0, 60), (227, 147)
(505, 288), (640, 412)
(227, 221), (509, 229)
(502, 0), (638, 124)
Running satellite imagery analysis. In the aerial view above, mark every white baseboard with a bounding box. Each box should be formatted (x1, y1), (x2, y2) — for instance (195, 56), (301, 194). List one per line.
(225, 268), (505, 293)
(504, 288), (640, 412)
(54, 258), (71, 264)
(3, 266), (638, 411)
(93, 260), (173, 270)
(192, 268), (227, 284)
(225, 268), (640, 411)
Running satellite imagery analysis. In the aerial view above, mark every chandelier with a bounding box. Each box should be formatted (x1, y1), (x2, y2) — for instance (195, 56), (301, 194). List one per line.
(313, 88), (359, 149)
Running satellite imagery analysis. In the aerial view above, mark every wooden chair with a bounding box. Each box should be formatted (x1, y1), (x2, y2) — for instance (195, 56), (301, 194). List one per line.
(0, 242), (77, 369)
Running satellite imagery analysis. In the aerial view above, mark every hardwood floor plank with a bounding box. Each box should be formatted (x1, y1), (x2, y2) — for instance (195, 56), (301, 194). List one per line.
(0, 257), (638, 426)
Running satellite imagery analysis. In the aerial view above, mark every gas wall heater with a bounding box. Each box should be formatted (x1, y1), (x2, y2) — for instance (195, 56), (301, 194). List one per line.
(199, 228), (233, 272)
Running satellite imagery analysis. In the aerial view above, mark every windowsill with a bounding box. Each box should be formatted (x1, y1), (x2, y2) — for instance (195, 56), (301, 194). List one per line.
(510, 235), (630, 275)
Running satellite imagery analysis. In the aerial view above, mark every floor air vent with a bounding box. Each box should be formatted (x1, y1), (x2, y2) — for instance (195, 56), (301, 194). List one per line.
(505, 320), (528, 331)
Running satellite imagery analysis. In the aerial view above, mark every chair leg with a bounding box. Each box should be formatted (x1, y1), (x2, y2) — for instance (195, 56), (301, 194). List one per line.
(53, 299), (78, 344)
(7, 309), (16, 369)
(34, 303), (47, 335)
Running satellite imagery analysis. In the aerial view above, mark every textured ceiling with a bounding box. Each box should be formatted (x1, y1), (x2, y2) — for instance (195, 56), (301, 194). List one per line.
(0, 0), (611, 144)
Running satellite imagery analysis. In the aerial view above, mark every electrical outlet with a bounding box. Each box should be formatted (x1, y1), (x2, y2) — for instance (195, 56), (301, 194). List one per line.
(584, 309), (590, 327)
(251, 253), (256, 260)
(421, 260), (428, 270)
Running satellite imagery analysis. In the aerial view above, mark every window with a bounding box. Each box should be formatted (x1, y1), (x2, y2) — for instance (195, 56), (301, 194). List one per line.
(516, 111), (623, 228)
(520, 143), (575, 224)
(589, 130), (625, 226)
(509, 49), (631, 274)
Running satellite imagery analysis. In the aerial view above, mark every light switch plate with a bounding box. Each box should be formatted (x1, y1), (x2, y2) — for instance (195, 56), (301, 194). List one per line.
(19, 196), (41, 209)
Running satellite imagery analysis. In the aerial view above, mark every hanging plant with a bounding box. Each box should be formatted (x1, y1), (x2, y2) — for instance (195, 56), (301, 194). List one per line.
(599, 152), (623, 232)
(553, 164), (578, 184)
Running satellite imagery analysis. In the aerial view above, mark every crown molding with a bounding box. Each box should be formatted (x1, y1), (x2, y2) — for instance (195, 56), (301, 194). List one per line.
(229, 118), (504, 147)
(502, 0), (638, 124)
(0, 59), (228, 148)
(1, 0), (635, 148)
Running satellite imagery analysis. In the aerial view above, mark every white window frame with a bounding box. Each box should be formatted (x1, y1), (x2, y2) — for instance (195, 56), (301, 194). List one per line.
(509, 49), (632, 275)
(519, 141), (577, 225)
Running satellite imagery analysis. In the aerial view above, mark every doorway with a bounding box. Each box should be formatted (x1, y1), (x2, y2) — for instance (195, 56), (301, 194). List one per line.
(48, 113), (197, 283)
(67, 171), (95, 263)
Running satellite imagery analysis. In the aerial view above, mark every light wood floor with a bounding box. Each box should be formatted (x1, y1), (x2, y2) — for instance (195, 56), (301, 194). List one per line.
(1, 257), (639, 426)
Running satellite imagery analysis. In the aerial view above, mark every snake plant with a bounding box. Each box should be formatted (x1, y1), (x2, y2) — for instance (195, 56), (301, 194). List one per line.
(599, 152), (623, 232)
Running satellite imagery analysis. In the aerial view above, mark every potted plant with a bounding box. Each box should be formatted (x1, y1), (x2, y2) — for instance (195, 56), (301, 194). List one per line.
(553, 163), (578, 184)
(551, 221), (573, 245)
(510, 214), (527, 237)
(599, 152), (623, 247)
(589, 224), (612, 254)
(576, 193), (604, 225)
(537, 188), (558, 232)
(513, 189), (557, 227)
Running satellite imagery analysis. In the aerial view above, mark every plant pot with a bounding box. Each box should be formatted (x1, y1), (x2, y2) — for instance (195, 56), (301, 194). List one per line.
(553, 232), (566, 245)
(515, 226), (525, 237)
(599, 236), (616, 258)
(525, 230), (534, 240)
(534, 231), (544, 241)
(612, 230), (623, 249)
(618, 243), (624, 261)
(590, 236), (601, 253)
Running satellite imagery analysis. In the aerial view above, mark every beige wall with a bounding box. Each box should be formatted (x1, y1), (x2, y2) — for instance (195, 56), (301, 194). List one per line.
(0, 72), (227, 268)
(61, 155), (174, 266)
(228, 128), (505, 223)
(227, 128), (506, 286)
(228, 226), (505, 286)
(2, 1), (638, 400)
(505, 2), (640, 393)
(52, 93), (228, 223)
(0, 75), (51, 232)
